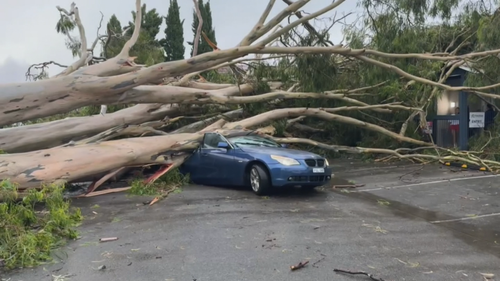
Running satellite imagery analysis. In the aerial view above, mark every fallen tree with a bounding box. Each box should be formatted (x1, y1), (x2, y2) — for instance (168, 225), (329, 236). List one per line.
(1, 0), (500, 193)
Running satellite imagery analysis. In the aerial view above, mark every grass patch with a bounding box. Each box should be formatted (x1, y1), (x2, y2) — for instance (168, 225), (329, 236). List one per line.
(0, 180), (82, 270)
(128, 167), (190, 196)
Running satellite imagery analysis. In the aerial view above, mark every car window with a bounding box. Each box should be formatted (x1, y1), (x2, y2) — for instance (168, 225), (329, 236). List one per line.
(228, 136), (280, 148)
(202, 133), (226, 148)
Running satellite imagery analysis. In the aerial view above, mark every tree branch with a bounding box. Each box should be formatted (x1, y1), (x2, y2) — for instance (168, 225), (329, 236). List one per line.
(239, 0), (277, 46)
(192, 0), (203, 57)
(55, 3), (89, 76)
(223, 108), (430, 146)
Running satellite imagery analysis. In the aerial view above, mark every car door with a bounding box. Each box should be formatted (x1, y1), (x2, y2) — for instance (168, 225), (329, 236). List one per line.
(199, 133), (236, 183)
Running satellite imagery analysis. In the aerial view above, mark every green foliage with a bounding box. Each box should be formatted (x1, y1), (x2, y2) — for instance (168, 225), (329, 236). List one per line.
(160, 0), (185, 61)
(102, 6), (164, 66)
(188, 0), (217, 56)
(55, 11), (81, 57)
(0, 180), (82, 270)
(469, 125), (500, 161)
(128, 168), (190, 196)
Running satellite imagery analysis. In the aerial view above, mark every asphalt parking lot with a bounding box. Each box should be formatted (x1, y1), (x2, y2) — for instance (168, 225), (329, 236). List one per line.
(3, 161), (500, 281)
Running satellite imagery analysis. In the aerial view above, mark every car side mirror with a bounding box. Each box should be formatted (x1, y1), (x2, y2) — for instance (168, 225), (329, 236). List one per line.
(280, 143), (289, 148)
(217, 142), (229, 149)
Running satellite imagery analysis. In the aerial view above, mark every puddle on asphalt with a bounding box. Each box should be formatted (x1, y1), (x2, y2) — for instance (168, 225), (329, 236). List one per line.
(331, 177), (500, 259)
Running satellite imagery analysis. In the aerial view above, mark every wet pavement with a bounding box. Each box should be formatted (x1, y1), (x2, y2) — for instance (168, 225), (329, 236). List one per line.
(3, 161), (500, 281)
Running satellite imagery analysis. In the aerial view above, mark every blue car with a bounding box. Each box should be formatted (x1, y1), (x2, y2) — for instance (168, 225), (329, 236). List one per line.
(179, 133), (332, 195)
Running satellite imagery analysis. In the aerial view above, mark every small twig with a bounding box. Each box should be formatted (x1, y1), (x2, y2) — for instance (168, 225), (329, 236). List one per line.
(333, 184), (364, 189)
(334, 269), (386, 281)
(99, 237), (118, 242)
(290, 260), (309, 271)
(191, 0), (203, 57)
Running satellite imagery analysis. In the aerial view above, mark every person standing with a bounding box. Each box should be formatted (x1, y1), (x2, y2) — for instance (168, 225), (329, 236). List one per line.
(449, 107), (460, 147)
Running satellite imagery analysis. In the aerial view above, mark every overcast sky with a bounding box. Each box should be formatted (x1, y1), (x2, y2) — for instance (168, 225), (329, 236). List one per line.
(0, 0), (359, 83)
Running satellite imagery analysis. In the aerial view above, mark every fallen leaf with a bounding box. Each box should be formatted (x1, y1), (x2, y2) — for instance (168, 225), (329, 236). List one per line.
(377, 199), (390, 206)
(407, 261), (420, 268)
(362, 224), (388, 234)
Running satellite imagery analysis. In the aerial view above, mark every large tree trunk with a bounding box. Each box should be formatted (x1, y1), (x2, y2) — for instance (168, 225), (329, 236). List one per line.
(0, 104), (181, 153)
(2, 0), (499, 194)
(0, 84), (253, 152)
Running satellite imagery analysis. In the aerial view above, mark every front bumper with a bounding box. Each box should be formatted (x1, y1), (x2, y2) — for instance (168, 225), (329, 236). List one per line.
(268, 164), (333, 187)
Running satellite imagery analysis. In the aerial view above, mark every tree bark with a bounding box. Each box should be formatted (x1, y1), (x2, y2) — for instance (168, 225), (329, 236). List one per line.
(0, 127), (254, 189)
(0, 83), (252, 153)
(0, 104), (181, 153)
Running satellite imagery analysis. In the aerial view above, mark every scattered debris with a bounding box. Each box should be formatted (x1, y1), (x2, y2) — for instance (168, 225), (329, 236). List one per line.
(149, 197), (160, 206)
(79, 187), (131, 198)
(480, 273), (495, 280)
(362, 224), (389, 234)
(393, 258), (419, 268)
(144, 164), (173, 184)
(333, 184), (365, 189)
(52, 274), (75, 281)
(377, 199), (390, 206)
(290, 260), (309, 271)
(84, 167), (128, 195)
(334, 269), (386, 281)
(99, 237), (118, 243)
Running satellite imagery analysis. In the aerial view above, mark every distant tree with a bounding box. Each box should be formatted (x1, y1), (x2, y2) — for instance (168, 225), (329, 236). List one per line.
(125, 4), (164, 65)
(160, 0), (185, 61)
(188, 0), (217, 56)
(102, 15), (126, 59)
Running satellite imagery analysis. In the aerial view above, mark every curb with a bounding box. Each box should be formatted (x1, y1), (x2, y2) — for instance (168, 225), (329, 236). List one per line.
(443, 162), (487, 171)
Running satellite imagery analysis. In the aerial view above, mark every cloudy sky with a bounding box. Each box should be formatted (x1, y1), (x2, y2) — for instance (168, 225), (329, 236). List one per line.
(0, 0), (359, 83)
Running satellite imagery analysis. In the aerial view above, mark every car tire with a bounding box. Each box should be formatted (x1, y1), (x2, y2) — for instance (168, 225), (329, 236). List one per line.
(248, 164), (271, 195)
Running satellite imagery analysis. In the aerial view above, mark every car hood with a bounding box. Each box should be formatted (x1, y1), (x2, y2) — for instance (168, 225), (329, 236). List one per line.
(240, 146), (322, 159)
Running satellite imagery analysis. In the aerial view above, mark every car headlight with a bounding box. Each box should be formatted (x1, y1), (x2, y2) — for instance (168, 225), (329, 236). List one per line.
(325, 159), (329, 166)
(270, 155), (300, 166)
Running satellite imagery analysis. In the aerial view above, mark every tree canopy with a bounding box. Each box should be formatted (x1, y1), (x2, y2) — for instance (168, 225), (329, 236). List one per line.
(160, 0), (185, 61)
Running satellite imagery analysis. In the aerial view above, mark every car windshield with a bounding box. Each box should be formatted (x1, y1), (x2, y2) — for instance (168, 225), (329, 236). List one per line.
(228, 136), (281, 148)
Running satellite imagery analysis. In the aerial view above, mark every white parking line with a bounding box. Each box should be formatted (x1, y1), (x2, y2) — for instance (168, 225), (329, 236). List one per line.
(430, 212), (500, 224)
(357, 174), (500, 192)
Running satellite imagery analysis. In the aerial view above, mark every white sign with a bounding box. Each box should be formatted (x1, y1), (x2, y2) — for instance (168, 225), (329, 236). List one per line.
(469, 112), (485, 128)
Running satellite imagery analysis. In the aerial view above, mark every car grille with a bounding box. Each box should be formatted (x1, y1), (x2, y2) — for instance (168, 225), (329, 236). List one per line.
(288, 176), (327, 182)
(304, 158), (326, 167)
(309, 176), (325, 182)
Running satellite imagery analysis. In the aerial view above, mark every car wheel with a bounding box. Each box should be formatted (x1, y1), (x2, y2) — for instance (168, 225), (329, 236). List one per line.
(249, 164), (271, 195)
